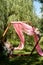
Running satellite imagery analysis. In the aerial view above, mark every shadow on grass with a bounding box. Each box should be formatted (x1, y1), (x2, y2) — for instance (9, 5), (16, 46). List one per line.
(0, 53), (43, 65)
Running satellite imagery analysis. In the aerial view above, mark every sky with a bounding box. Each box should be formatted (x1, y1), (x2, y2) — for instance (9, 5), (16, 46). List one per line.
(33, 1), (42, 18)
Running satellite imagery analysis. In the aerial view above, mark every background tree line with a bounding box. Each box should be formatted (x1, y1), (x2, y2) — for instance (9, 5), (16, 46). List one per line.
(0, 0), (43, 46)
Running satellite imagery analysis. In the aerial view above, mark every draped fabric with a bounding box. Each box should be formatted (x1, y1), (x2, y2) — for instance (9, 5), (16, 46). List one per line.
(11, 22), (43, 56)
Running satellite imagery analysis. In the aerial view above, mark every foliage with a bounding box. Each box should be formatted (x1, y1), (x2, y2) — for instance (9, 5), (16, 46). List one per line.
(0, 0), (41, 55)
(0, 0), (39, 39)
(34, 0), (43, 3)
(0, 1), (43, 64)
(39, 18), (43, 32)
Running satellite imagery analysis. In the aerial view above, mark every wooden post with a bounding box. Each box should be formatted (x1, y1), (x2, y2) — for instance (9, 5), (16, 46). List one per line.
(2, 23), (11, 37)
(30, 34), (40, 56)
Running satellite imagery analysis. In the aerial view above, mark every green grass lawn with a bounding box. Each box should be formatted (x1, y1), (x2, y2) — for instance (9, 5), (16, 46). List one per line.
(0, 53), (43, 65)
(0, 37), (43, 65)
(0, 46), (43, 65)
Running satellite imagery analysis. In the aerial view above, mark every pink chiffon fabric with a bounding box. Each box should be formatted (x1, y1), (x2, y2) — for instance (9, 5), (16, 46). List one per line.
(11, 22), (43, 56)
